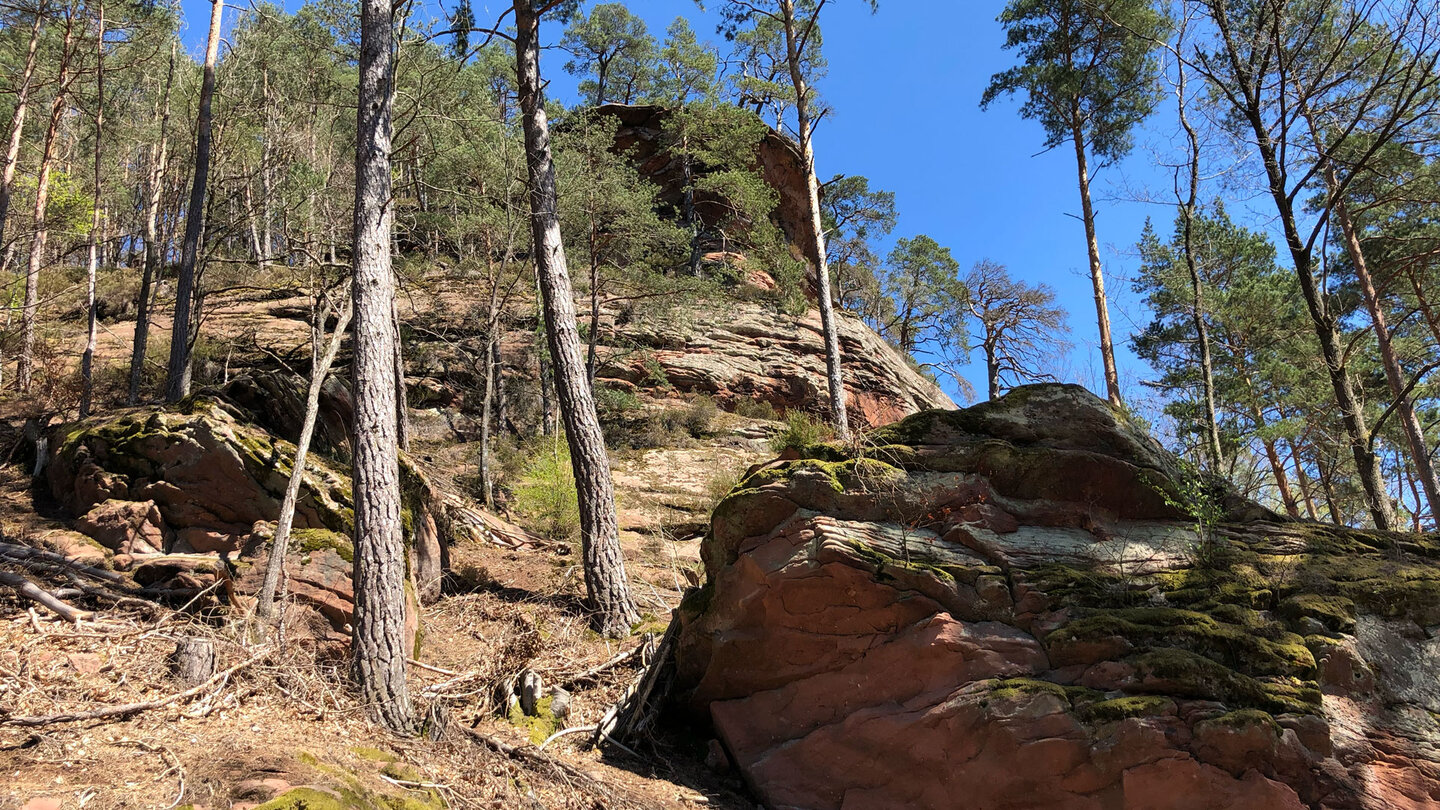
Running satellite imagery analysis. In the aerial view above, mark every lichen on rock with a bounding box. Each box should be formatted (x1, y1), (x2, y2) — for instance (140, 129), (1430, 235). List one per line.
(675, 383), (1440, 810)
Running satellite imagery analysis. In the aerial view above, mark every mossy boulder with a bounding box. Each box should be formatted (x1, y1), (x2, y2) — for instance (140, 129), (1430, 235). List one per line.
(46, 394), (451, 646)
(48, 398), (353, 536)
(677, 383), (1440, 810)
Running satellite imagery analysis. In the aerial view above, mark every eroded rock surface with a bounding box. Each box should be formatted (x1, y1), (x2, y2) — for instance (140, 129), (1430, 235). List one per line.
(43, 395), (446, 644)
(598, 300), (953, 428)
(677, 384), (1440, 810)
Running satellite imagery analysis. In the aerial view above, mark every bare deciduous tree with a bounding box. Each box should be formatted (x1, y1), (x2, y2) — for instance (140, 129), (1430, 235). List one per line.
(964, 259), (1070, 400)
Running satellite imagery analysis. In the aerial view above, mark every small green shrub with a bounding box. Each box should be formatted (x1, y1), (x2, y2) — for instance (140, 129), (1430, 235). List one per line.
(679, 395), (717, 437)
(734, 397), (778, 421)
(704, 461), (749, 511)
(512, 436), (581, 544)
(594, 383), (642, 423)
(770, 410), (834, 454)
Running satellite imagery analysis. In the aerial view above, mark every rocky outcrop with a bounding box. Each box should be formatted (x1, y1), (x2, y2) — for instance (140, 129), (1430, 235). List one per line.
(598, 300), (953, 428)
(595, 103), (820, 283)
(677, 384), (1440, 810)
(44, 395), (450, 642)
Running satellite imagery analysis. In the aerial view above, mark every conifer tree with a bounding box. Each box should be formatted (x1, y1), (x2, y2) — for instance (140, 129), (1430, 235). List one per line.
(982, 0), (1166, 409)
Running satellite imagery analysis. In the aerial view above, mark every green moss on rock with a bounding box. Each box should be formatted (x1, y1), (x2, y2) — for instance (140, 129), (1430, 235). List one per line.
(1076, 695), (1175, 724)
(293, 529), (355, 564)
(1278, 594), (1356, 633)
(508, 696), (559, 745)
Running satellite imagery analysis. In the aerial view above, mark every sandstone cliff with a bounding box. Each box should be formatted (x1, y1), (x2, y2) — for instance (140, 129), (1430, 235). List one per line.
(594, 300), (953, 428)
(677, 384), (1440, 810)
(595, 103), (820, 282)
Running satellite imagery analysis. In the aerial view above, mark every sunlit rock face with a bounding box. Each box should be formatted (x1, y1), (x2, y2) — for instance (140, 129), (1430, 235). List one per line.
(596, 299), (954, 429)
(678, 383), (1440, 810)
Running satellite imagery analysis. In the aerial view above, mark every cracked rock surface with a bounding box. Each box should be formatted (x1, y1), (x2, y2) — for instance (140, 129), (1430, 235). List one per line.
(677, 383), (1440, 810)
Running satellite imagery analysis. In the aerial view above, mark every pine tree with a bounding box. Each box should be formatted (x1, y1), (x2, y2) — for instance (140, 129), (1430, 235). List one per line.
(351, 0), (415, 734)
(514, 0), (639, 638)
(982, 0), (1166, 408)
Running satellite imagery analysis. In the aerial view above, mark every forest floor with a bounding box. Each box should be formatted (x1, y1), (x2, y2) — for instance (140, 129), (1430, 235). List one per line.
(0, 273), (774, 810)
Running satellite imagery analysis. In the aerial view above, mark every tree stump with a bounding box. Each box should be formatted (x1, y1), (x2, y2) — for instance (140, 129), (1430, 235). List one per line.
(170, 637), (216, 685)
(519, 669), (543, 716)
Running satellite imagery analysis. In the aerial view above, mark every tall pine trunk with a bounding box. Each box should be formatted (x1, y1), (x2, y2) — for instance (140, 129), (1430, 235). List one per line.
(351, 0), (414, 734)
(1298, 102), (1440, 521)
(0, 10), (43, 247)
(514, 0), (638, 638)
(1070, 114), (1122, 409)
(1332, 184), (1439, 521)
(165, 0), (223, 402)
(128, 45), (175, 404)
(779, 0), (850, 440)
(80, 0), (105, 418)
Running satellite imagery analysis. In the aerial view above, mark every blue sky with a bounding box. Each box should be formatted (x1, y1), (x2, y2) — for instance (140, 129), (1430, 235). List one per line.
(175, 0), (1197, 414)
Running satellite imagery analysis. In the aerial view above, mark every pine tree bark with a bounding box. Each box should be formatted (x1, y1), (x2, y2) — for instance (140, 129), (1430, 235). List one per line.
(392, 301), (411, 452)
(514, 0), (639, 638)
(351, 0), (415, 735)
(165, 0), (223, 403)
(17, 13), (75, 394)
(80, 0), (105, 419)
(129, 44), (176, 405)
(1070, 115), (1122, 409)
(0, 9), (43, 246)
(779, 0), (850, 440)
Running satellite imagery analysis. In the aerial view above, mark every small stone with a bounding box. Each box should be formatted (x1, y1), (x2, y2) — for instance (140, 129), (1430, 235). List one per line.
(66, 653), (103, 676)
(705, 739), (731, 772)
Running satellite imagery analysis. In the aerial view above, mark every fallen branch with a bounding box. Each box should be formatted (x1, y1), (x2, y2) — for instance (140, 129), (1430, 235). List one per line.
(0, 570), (90, 622)
(0, 541), (133, 587)
(537, 724), (597, 751)
(115, 739), (186, 810)
(557, 643), (644, 691)
(460, 726), (626, 803)
(407, 657), (460, 677)
(1, 647), (270, 727)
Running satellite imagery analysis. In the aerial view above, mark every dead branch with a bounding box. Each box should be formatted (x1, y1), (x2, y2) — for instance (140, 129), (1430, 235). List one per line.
(115, 738), (186, 809)
(589, 620), (679, 751)
(459, 725), (635, 805)
(1, 647), (270, 727)
(0, 570), (90, 622)
(557, 642), (645, 692)
(0, 541), (135, 587)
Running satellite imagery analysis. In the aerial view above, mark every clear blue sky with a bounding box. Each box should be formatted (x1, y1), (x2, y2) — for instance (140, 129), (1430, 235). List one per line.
(177, 0), (1196, 415)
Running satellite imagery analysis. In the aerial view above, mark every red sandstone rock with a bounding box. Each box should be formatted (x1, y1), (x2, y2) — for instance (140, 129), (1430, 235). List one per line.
(75, 499), (166, 555)
(678, 384), (1440, 810)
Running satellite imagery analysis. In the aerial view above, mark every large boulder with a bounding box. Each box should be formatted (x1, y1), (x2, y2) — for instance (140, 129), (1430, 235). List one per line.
(45, 395), (451, 642)
(599, 300), (953, 428)
(677, 383), (1440, 810)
